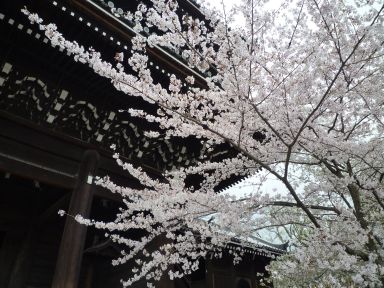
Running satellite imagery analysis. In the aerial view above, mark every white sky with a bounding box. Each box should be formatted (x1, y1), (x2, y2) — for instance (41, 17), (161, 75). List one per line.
(200, 0), (290, 199)
(202, 0), (381, 244)
(203, 0), (283, 25)
(221, 168), (291, 200)
(193, 0), (295, 245)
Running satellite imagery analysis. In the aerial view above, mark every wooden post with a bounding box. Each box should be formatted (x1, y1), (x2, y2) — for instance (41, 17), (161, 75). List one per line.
(51, 150), (99, 288)
(0, 230), (29, 288)
(7, 226), (36, 288)
(157, 274), (175, 288)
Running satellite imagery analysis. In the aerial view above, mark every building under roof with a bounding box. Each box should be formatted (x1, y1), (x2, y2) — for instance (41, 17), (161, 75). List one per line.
(0, 0), (284, 287)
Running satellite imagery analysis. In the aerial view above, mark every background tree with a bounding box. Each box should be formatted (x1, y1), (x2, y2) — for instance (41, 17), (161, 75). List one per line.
(23, 0), (384, 287)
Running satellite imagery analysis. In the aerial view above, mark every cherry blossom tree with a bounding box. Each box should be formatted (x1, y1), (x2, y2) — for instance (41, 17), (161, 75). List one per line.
(22, 0), (384, 287)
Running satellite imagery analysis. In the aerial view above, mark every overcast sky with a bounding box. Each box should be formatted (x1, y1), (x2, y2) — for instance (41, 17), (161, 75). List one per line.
(198, 0), (289, 198)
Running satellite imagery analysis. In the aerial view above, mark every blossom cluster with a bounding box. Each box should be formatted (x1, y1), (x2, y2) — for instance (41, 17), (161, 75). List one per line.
(24, 0), (384, 286)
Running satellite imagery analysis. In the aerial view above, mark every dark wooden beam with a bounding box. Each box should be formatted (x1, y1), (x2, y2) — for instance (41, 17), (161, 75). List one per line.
(51, 150), (99, 288)
(0, 152), (76, 189)
(0, 111), (163, 177)
(70, 0), (208, 88)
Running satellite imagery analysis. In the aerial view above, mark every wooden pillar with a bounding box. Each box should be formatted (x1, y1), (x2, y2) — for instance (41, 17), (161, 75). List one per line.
(157, 274), (175, 288)
(7, 226), (36, 288)
(0, 230), (30, 288)
(51, 150), (99, 288)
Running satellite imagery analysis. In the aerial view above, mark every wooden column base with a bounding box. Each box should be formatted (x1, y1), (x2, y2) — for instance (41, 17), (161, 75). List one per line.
(51, 150), (99, 288)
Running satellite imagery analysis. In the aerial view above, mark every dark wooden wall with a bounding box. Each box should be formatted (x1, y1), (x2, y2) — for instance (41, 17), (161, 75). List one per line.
(0, 174), (68, 288)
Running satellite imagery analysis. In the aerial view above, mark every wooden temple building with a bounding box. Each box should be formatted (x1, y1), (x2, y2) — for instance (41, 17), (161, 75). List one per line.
(0, 0), (284, 287)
